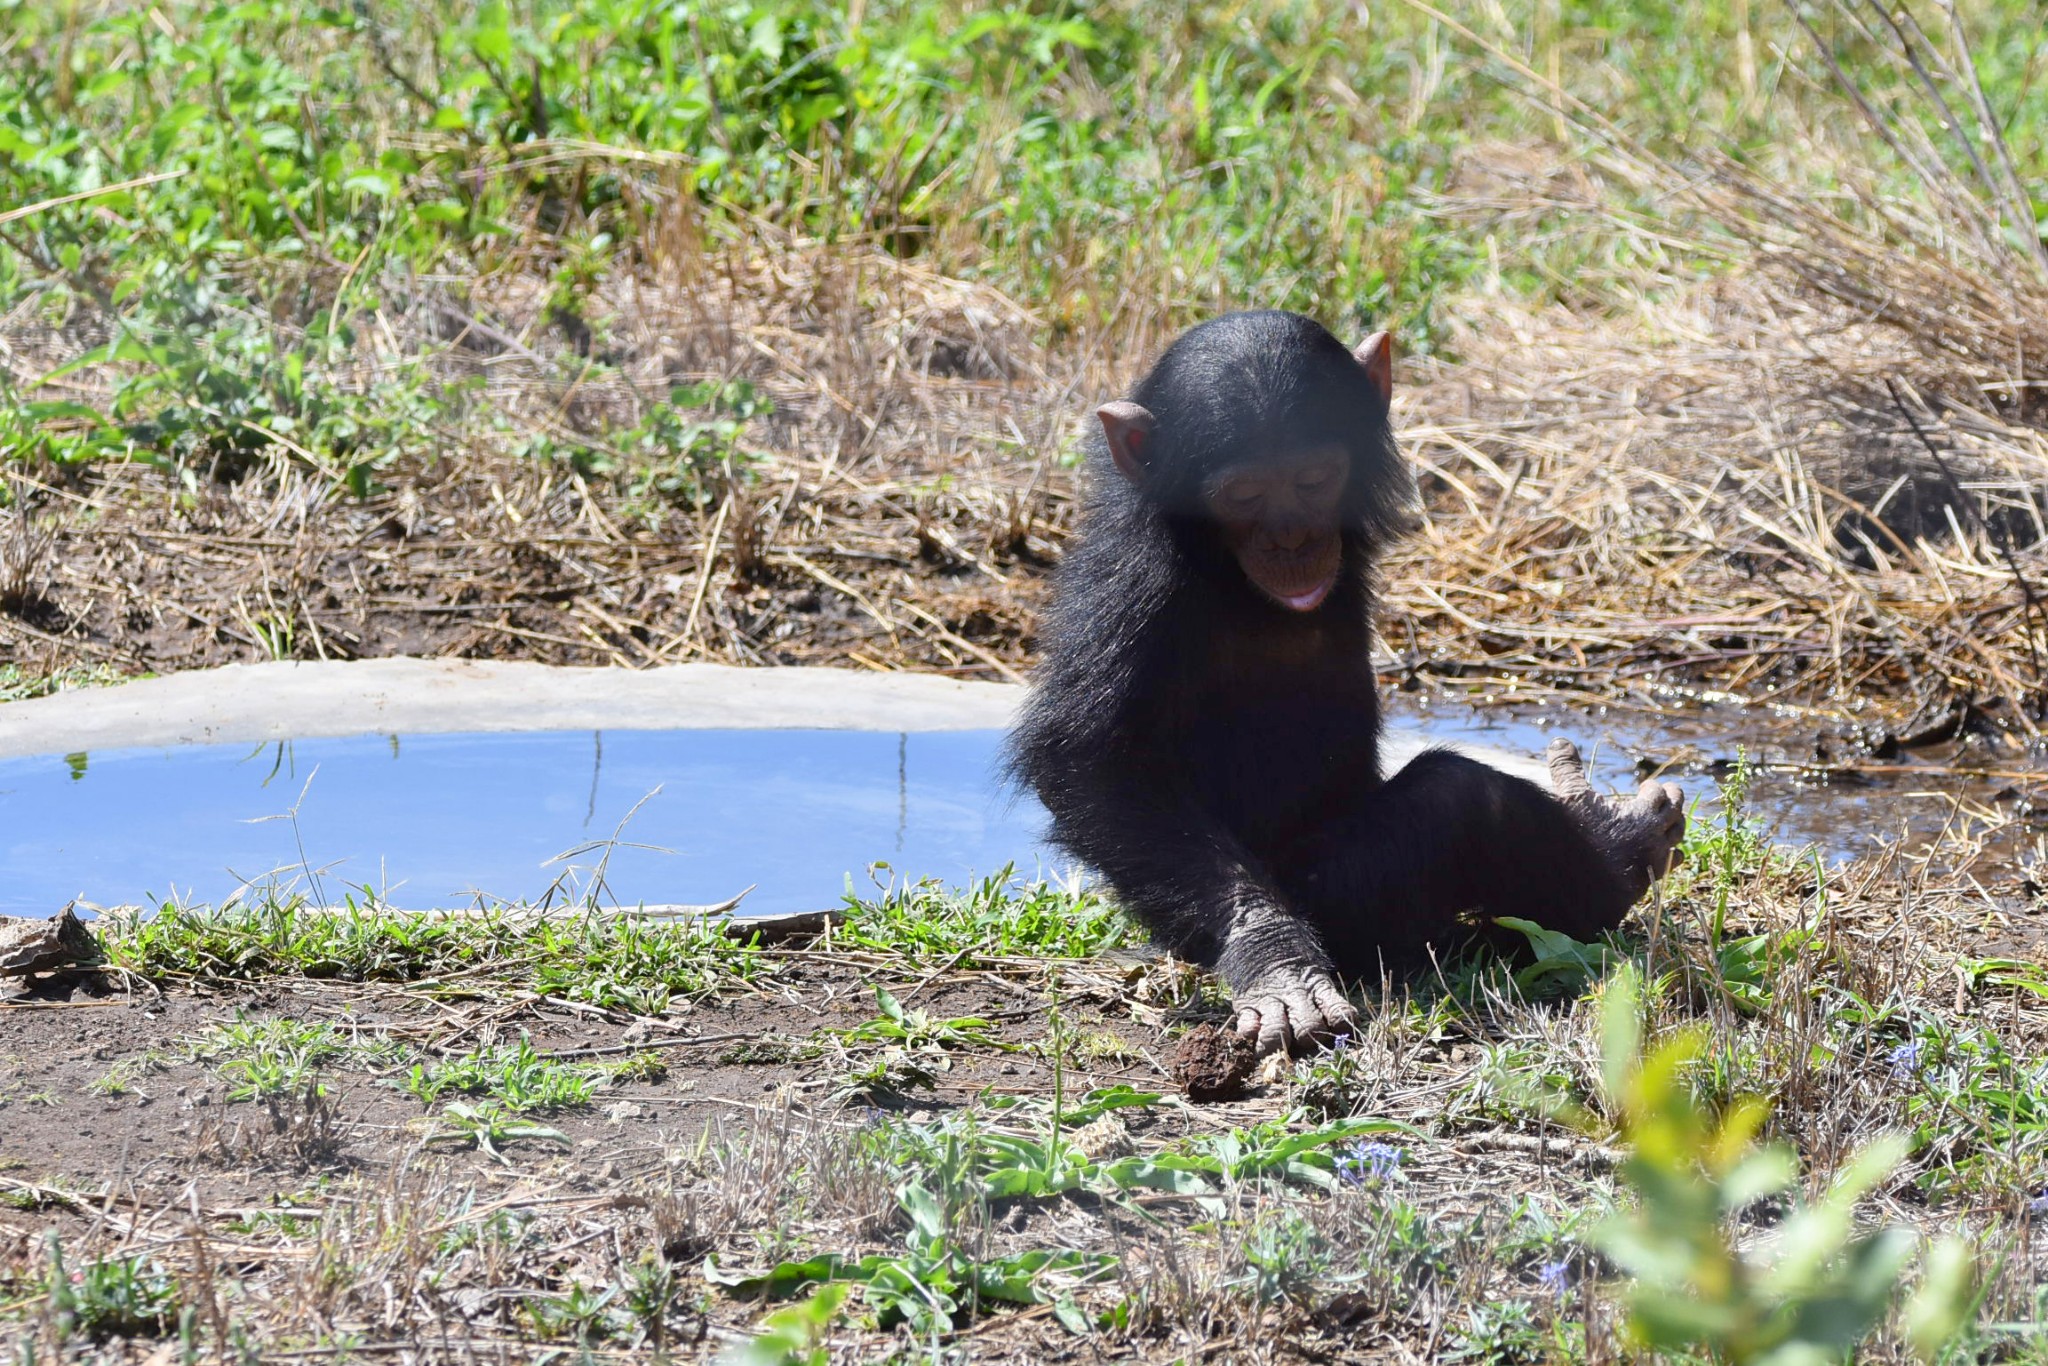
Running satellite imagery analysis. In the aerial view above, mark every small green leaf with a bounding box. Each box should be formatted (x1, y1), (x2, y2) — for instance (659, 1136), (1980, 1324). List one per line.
(1052, 1294), (1092, 1334)
(1902, 1235), (1976, 1361)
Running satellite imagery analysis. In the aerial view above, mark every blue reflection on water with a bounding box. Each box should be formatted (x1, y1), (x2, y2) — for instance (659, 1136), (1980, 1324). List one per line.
(0, 708), (1849, 919)
(0, 729), (1055, 915)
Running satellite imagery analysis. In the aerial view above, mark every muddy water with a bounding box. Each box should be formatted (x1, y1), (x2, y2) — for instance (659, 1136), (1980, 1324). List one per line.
(1, 709), (2036, 917)
(1399, 699), (2047, 863)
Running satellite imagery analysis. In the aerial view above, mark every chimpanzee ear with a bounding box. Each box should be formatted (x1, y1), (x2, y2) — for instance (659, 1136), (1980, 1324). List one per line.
(1097, 401), (1157, 487)
(1352, 331), (1393, 402)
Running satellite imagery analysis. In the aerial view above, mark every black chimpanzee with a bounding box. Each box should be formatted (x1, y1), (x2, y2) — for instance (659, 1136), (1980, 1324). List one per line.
(1010, 311), (1686, 1054)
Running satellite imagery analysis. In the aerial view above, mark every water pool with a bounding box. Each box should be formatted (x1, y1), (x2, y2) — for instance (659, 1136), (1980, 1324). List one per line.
(0, 728), (1048, 915)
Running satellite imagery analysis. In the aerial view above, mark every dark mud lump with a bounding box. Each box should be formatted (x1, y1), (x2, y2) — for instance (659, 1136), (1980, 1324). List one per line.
(1167, 1022), (1257, 1102)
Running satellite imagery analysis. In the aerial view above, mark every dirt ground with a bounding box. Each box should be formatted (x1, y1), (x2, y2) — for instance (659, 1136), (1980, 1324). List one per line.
(5, 836), (2048, 1362)
(0, 932), (1356, 1362)
(0, 968), (1164, 1213)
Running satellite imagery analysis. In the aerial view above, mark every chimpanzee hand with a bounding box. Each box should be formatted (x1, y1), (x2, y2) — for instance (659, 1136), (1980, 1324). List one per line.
(1545, 739), (1686, 900)
(1232, 963), (1359, 1056)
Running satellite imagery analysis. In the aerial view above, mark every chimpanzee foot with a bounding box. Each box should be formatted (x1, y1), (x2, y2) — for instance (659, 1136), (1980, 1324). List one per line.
(1232, 964), (1359, 1056)
(1546, 738), (1686, 900)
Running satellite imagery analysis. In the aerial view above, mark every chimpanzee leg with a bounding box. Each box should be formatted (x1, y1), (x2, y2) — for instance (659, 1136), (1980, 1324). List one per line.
(1278, 748), (1644, 973)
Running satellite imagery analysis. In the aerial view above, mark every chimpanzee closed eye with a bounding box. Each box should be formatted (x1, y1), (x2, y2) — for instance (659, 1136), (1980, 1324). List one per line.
(1010, 311), (1686, 1056)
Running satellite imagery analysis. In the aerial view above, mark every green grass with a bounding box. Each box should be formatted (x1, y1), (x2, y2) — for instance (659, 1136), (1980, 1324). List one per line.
(6, 0), (2042, 480)
(0, 664), (136, 704)
(95, 878), (1133, 1001)
(187, 1012), (399, 1100)
(36, 1246), (179, 1345)
(103, 896), (767, 1005)
(402, 1033), (608, 1110)
(837, 871), (1138, 961)
(710, 1102), (1414, 1334)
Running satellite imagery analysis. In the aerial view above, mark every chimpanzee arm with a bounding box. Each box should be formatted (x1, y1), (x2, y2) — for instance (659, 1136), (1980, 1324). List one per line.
(1037, 770), (1358, 1051)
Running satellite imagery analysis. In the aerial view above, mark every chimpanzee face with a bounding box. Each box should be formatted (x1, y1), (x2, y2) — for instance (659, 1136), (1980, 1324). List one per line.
(1202, 448), (1350, 612)
(1096, 318), (1400, 616)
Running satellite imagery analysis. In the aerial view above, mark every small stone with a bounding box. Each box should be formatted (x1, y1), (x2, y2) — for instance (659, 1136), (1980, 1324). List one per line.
(1069, 1114), (1135, 1160)
(605, 1101), (646, 1125)
(0, 906), (98, 977)
(1167, 1023), (1258, 1103)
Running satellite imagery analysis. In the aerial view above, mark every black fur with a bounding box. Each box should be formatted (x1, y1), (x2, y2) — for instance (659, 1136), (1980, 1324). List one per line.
(1010, 311), (1634, 993)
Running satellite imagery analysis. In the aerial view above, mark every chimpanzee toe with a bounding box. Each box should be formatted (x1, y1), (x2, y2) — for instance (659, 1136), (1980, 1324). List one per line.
(1546, 738), (1596, 802)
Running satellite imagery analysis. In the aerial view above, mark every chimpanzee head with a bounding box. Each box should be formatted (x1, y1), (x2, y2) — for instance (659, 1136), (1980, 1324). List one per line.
(1096, 310), (1416, 613)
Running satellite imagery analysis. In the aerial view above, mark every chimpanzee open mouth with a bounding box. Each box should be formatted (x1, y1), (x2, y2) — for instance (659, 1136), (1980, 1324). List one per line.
(1253, 565), (1339, 612)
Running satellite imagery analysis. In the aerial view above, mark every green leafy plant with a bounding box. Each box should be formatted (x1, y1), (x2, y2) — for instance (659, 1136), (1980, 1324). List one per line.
(1690, 753), (1770, 949)
(1707, 922), (1821, 1015)
(0, 663), (133, 703)
(866, 1106), (1412, 1211)
(706, 1182), (1112, 1335)
(621, 380), (772, 512)
(1895, 1014), (2048, 1199)
(719, 1283), (850, 1366)
(420, 1101), (571, 1161)
(104, 896), (761, 1000)
(522, 1281), (624, 1344)
(403, 1033), (604, 1110)
(41, 1240), (178, 1342)
(187, 1013), (390, 1101)
(837, 984), (1011, 1054)
(1591, 966), (1976, 1364)
(839, 872), (1137, 961)
(1495, 915), (1618, 997)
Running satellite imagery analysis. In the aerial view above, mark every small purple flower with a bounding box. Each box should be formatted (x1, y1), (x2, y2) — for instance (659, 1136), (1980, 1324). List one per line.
(1536, 1259), (1570, 1295)
(1329, 1032), (1354, 1054)
(1887, 1041), (1922, 1080)
(1337, 1140), (1403, 1186)
(2028, 1188), (2048, 1216)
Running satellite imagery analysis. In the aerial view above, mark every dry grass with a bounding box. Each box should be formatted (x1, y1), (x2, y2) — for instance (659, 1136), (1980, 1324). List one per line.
(1366, 0), (2048, 735)
(9, 204), (2048, 748)
(1383, 267), (2048, 731)
(3, 231), (1092, 682)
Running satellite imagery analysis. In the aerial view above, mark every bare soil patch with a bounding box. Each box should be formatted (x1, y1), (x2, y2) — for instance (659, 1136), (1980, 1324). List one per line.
(0, 978), (1146, 1212)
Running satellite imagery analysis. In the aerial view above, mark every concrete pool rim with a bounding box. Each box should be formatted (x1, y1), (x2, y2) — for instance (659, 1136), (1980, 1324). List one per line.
(0, 658), (1021, 758)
